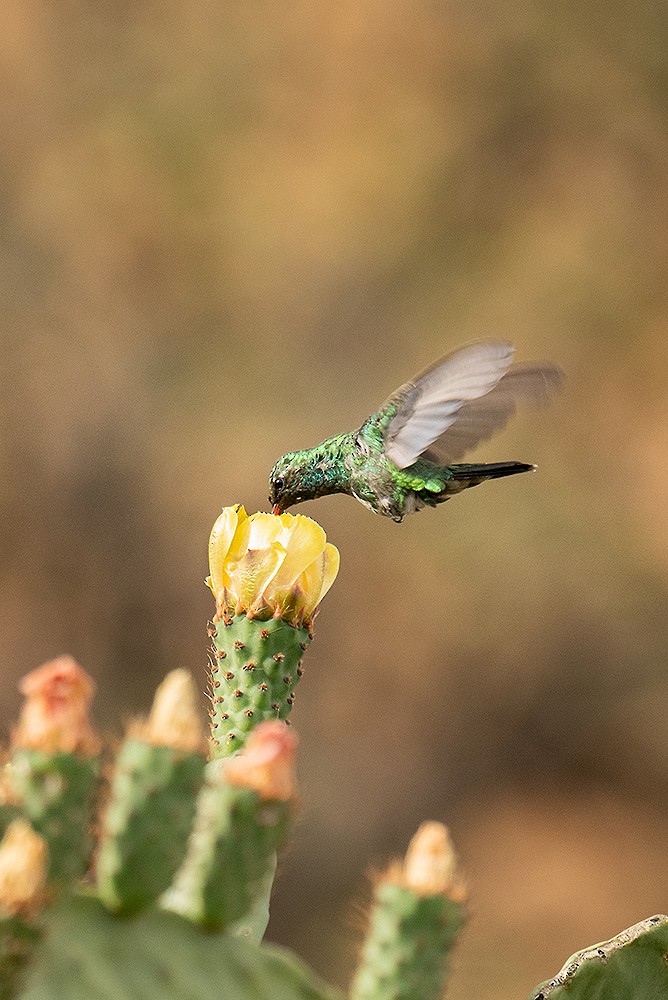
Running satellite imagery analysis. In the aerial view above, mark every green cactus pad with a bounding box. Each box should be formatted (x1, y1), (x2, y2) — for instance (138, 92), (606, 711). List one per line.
(528, 915), (668, 1000)
(96, 740), (204, 915)
(164, 772), (290, 932)
(350, 882), (466, 1000)
(209, 614), (311, 757)
(10, 750), (99, 884)
(16, 895), (343, 1000)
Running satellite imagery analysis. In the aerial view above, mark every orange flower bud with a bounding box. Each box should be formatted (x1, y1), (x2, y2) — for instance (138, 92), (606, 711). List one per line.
(13, 656), (99, 755)
(223, 720), (297, 801)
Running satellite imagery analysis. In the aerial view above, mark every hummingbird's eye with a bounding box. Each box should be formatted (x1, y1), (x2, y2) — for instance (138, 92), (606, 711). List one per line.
(274, 477), (285, 491)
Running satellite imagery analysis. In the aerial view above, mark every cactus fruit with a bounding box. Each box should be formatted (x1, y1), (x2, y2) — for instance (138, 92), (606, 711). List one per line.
(350, 822), (467, 1000)
(208, 614), (310, 755)
(528, 914), (668, 1000)
(95, 671), (206, 915)
(9, 658), (100, 884)
(164, 721), (296, 931)
(206, 506), (339, 757)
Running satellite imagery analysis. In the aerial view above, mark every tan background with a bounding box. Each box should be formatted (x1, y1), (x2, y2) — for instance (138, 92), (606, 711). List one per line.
(2, 1), (668, 996)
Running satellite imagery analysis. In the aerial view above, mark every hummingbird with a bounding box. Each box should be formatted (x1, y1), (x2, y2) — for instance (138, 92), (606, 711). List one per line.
(269, 340), (563, 522)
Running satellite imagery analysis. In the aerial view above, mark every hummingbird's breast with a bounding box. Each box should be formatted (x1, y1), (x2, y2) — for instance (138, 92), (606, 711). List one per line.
(345, 449), (407, 519)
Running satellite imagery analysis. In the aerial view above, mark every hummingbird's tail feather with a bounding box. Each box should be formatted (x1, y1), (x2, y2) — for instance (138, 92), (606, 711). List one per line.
(449, 461), (535, 481)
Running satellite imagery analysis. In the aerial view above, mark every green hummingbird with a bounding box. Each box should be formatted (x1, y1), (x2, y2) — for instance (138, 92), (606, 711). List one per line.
(269, 340), (563, 522)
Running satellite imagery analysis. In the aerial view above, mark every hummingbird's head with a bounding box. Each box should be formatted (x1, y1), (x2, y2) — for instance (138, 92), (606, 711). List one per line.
(269, 453), (303, 515)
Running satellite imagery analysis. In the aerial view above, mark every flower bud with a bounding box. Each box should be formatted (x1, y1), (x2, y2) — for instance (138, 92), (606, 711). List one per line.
(402, 821), (467, 901)
(0, 820), (48, 915)
(223, 720), (297, 801)
(13, 656), (99, 754)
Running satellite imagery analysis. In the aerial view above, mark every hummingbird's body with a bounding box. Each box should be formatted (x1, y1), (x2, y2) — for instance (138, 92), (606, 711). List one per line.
(269, 341), (562, 522)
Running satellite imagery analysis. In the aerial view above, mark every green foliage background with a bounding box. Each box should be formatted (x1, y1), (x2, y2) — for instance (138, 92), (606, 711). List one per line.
(1, 1), (668, 996)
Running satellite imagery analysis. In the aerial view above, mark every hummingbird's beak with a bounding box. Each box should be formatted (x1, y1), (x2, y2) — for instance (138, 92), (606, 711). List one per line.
(272, 504), (282, 516)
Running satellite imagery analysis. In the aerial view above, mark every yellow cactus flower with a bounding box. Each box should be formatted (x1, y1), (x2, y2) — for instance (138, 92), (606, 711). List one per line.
(207, 505), (339, 627)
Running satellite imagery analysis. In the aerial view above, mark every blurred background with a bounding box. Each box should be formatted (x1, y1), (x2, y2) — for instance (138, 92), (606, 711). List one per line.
(2, 0), (668, 996)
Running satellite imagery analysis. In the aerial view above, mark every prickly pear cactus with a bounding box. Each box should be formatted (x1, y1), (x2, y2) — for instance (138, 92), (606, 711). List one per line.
(528, 915), (668, 1000)
(1, 505), (666, 1000)
(0, 509), (346, 1000)
(0, 653), (337, 1000)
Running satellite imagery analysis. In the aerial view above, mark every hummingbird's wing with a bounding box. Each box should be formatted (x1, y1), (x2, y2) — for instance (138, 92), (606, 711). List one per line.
(420, 362), (564, 464)
(381, 341), (562, 469)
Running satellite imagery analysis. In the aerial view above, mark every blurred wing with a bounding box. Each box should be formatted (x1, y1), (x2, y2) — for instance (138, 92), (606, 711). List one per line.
(422, 362), (564, 464)
(383, 341), (515, 469)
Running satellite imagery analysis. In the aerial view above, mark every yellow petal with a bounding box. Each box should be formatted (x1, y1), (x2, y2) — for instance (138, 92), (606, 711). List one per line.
(220, 508), (253, 606)
(224, 505), (251, 572)
(207, 507), (340, 624)
(247, 512), (284, 550)
(208, 506), (241, 600)
(297, 554), (326, 624)
(229, 543), (286, 613)
(269, 515), (326, 598)
(318, 543), (340, 604)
